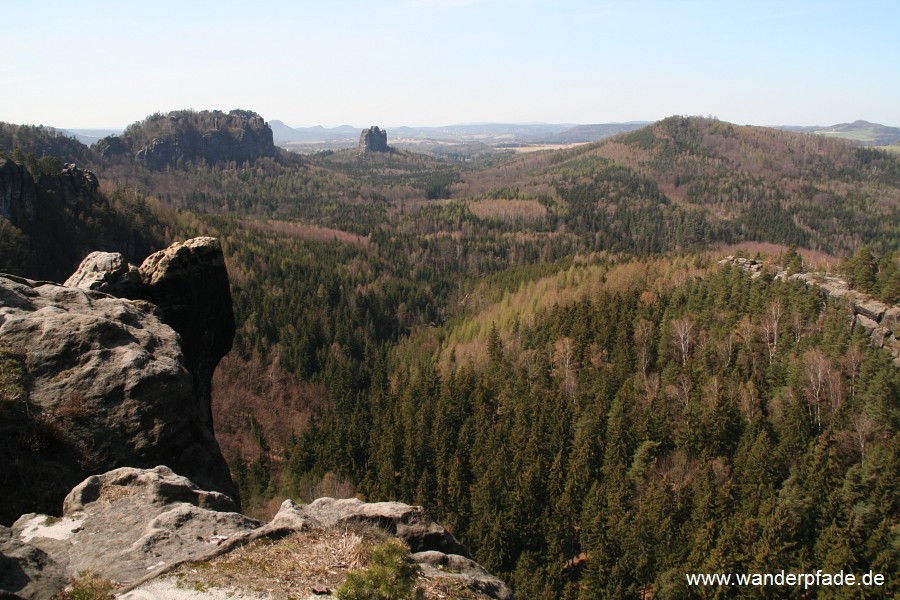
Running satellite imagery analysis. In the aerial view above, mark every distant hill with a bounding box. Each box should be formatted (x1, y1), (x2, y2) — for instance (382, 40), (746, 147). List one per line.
(452, 115), (900, 256)
(539, 122), (651, 143)
(269, 120), (359, 144)
(0, 122), (94, 164)
(61, 128), (123, 146)
(777, 120), (900, 146)
(97, 109), (277, 169)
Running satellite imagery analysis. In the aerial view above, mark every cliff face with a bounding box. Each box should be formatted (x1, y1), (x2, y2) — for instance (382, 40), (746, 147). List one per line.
(97, 109), (276, 169)
(0, 238), (236, 525)
(359, 125), (389, 154)
(0, 158), (37, 224)
(0, 160), (97, 231)
(0, 159), (162, 281)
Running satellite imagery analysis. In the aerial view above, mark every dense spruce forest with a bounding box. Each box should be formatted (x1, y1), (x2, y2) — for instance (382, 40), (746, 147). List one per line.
(1, 115), (898, 598)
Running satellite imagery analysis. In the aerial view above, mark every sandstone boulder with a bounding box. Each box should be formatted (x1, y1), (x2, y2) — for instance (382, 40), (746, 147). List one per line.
(138, 237), (236, 436)
(62, 237), (236, 447)
(853, 298), (888, 322)
(413, 551), (514, 600)
(286, 496), (468, 556)
(12, 466), (256, 588)
(0, 525), (66, 600)
(8, 468), (513, 600)
(0, 271), (235, 523)
(63, 251), (142, 298)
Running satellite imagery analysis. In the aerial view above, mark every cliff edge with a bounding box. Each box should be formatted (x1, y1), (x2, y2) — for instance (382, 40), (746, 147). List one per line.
(2, 466), (513, 600)
(0, 238), (236, 524)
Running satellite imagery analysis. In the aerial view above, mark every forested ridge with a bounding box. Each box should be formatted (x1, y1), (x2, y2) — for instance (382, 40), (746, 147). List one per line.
(2, 115), (898, 598)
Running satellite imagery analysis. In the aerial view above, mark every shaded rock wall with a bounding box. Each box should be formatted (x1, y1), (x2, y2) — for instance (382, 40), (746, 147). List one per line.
(0, 238), (236, 525)
(0, 159), (161, 282)
(359, 126), (389, 154)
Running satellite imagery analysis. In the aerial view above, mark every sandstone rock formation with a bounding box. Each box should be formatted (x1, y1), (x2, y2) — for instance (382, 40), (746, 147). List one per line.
(98, 109), (277, 170)
(63, 251), (143, 298)
(2, 467), (513, 600)
(0, 160), (98, 229)
(718, 256), (900, 365)
(6, 467), (253, 598)
(65, 237), (236, 439)
(0, 158), (160, 282)
(0, 158), (37, 224)
(0, 238), (236, 524)
(280, 497), (468, 556)
(359, 126), (389, 154)
(137, 238), (236, 437)
(0, 525), (66, 600)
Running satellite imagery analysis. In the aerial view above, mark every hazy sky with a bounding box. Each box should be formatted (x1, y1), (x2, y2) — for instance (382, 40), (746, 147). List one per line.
(2, 0), (898, 128)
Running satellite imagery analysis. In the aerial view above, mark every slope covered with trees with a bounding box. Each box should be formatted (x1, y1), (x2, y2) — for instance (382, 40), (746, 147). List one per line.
(2, 113), (898, 598)
(291, 258), (898, 598)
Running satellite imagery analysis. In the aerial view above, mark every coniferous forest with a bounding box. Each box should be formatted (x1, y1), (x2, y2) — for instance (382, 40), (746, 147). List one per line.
(2, 115), (898, 598)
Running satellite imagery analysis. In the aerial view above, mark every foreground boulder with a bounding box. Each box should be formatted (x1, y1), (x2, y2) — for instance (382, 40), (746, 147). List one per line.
(0, 525), (66, 600)
(0, 238), (237, 524)
(283, 496), (468, 556)
(2, 467), (513, 600)
(11, 467), (252, 588)
(64, 237), (236, 438)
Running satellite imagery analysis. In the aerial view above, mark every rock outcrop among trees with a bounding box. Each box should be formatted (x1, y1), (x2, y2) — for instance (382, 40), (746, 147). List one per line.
(719, 255), (900, 365)
(358, 125), (389, 154)
(97, 109), (276, 169)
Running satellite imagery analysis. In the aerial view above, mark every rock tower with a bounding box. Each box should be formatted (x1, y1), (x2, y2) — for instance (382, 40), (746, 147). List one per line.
(358, 126), (389, 154)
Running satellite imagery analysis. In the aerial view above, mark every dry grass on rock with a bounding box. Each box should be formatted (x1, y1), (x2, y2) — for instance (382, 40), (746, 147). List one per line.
(166, 525), (485, 600)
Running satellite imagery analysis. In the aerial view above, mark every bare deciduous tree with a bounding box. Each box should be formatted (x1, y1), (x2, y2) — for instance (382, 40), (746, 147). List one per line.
(553, 336), (578, 404)
(850, 413), (876, 462)
(633, 319), (656, 376)
(670, 315), (696, 367)
(760, 299), (784, 363)
(714, 331), (735, 370)
(791, 311), (805, 343)
(841, 344), (863, 403)
(666, 373), (693, 410)
(804, 349), (832, 431)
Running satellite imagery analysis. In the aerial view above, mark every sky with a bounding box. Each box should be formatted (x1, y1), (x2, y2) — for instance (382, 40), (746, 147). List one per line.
(2, 0), (898, 129)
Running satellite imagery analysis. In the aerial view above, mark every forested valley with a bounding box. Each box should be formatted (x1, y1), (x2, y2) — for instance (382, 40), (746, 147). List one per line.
(1, 115), (898, 598)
